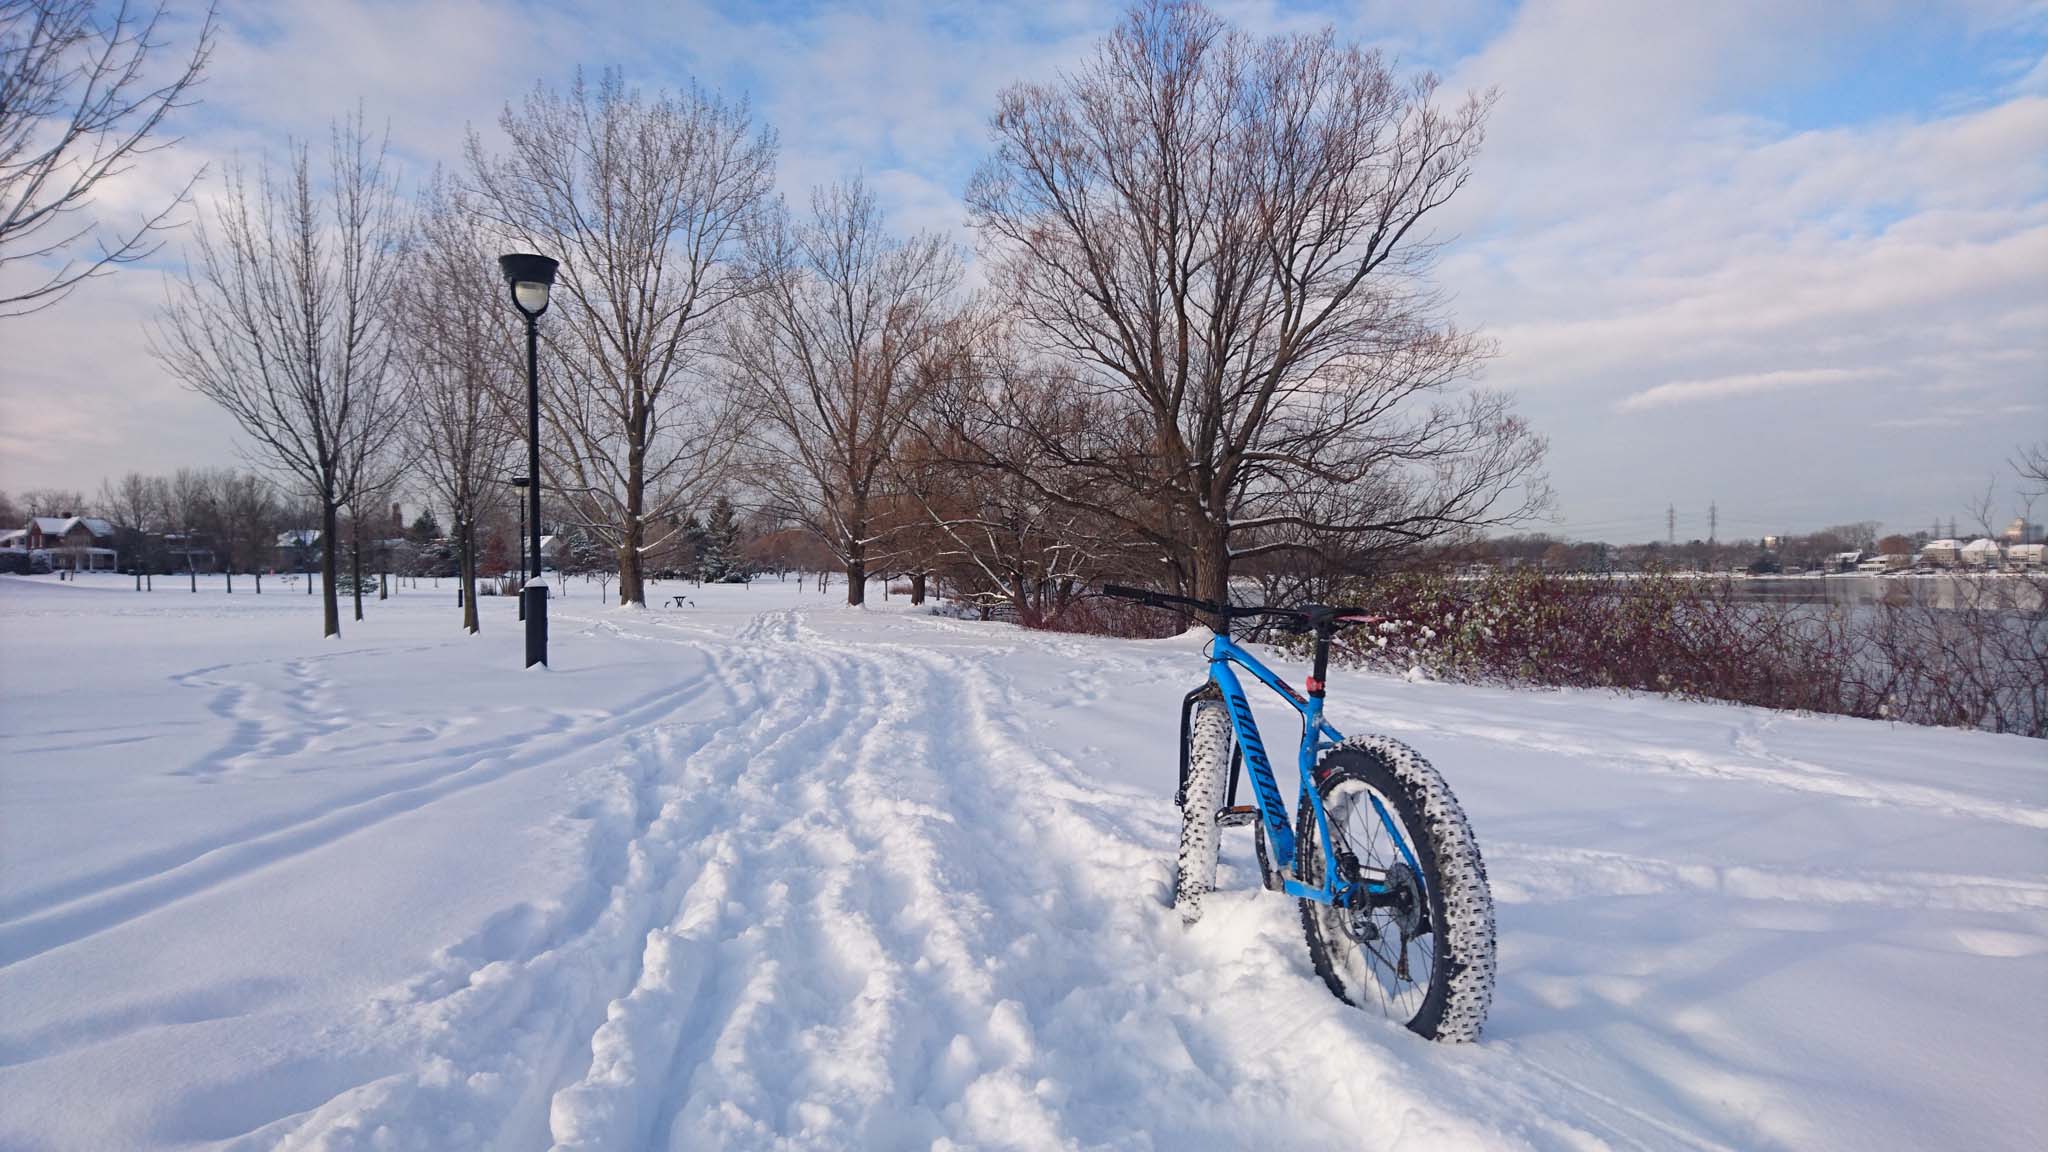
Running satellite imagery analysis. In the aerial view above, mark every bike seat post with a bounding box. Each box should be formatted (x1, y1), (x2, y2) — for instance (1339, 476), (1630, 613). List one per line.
(1308, 619), (1334, 699)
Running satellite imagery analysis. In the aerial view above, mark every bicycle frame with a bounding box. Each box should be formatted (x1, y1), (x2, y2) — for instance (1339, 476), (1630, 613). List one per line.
(1205, 632), (1416, 909)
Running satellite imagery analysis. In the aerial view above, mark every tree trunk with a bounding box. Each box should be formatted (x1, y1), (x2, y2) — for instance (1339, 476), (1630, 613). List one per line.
(256, 571), (262, 593)
(226, 570), (233, 594)
(321, 499), (341, 636)
(461, 520), (479, 633)
(910, 572), (926, 605)
(351, 531), (364, 622)
(845, 554), (867, 606)
(620, 413), (647, 606)
(618, 533), (644, 607)
(845, 509), (868, 606)
(1191, 521), (1231, 631)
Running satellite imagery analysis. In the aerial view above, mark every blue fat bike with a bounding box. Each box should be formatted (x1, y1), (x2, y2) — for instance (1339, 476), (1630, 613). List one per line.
(1103, 585), (1496, 1042)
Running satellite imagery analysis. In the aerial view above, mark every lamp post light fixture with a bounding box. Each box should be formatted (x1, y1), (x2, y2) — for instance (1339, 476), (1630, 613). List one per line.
(498, 252), (558, 667)
(510, 475), (531, 621)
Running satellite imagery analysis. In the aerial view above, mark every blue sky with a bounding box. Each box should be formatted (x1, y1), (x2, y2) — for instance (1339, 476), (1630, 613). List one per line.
(4, 0), (2044, 542)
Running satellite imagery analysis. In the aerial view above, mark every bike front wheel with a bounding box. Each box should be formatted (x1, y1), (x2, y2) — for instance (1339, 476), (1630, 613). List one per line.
(1295, 736), (1495, 1041)
(1173, 698), (1232, 924)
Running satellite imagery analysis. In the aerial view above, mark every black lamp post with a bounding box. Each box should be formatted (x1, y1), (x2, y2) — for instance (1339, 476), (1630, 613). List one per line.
(510, 475), (530, 621)
(498, 252), (558, 668)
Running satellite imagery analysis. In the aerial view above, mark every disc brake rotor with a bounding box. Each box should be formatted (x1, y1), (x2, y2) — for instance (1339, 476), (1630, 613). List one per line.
(1383, 861), (1425, 939)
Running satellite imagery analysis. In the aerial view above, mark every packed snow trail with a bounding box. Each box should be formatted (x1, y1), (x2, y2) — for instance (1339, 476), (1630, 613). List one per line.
(0, 576), (2042, 1150)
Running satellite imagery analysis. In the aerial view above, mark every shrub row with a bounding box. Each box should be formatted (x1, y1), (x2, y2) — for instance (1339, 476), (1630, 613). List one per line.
(1314, 570), (2045, 738)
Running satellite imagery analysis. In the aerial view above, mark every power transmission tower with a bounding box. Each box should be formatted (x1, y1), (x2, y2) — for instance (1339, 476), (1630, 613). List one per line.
(1667, 504), (1675, 545)
(1709, 502), (1718, 546)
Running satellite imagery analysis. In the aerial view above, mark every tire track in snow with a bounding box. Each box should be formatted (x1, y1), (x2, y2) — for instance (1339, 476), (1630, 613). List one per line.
(0, 665), (731, 970)
(547, 611), (1025, 1150)
(244, 638), (839, 1149)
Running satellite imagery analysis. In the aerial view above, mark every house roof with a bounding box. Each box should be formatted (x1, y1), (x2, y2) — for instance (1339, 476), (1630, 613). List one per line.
(27, 515), (112, 540)
(277, 529), (321, 547)
(1961, 538), (2002, 553)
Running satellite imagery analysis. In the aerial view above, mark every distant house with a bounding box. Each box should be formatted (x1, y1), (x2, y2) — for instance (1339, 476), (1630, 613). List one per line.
(24, 516), (119, 571)
(276, 528), (321, 572)
(1919, 539), (1962, 567)
(1959, 538), (2003, 567)
(2010, 543), (2046, 569)
(1828, 550), (1864, 572)
(162, 531), (216, 572)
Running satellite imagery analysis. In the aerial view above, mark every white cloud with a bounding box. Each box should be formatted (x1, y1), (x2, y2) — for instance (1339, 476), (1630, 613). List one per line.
(1617, 368), (1877, 412)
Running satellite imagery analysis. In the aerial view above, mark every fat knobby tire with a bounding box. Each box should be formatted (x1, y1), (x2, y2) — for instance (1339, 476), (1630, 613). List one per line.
(1173, 700), (1231, 924)
(1296, 735), (1496, 1042)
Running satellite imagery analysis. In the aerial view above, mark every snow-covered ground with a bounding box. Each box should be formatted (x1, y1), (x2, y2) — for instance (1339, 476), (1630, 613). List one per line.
(1, 572), (2042, 1151)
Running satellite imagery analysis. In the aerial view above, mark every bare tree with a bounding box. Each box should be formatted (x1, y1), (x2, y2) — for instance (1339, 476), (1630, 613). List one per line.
(908, 352), (1144, 620)
(728, 178), (963, 605)
(95, 470), (159, 531)
(966, 1), (1547, 620)
(1, 0), (216, 316)
(344, 460), (401, 618)
(152, 114), (408, 636)
(19, 485), (85, 515)
(1966, 477), (2002, 542)
(398, 172), (514, 632)
(2014, 442), (2046, 511)
(210, 468), (275, 588)
(468, 70), (776, 606)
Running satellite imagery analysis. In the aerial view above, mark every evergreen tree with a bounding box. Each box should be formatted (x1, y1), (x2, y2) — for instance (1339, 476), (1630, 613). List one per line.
(702, 496), (744, 583)
(678, 514), (708, 582)
(408, 509), (442, 546)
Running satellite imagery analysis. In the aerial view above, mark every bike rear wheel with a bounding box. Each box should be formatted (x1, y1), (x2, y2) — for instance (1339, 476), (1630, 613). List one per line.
(1295, 736), (1495, 1041)
(1173, 699), (1231, 924)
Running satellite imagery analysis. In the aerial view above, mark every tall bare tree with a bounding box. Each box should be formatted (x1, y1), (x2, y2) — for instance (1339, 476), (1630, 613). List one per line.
(908, 350), (1142, 620)
(209, 468), (275, 588)
(152, 114), (408, 636)
(19, 485), (84, 515)
(2015, 443), (2047, 500)
(397, 174), (513, 631)
(966, 1), (1547, 620)
(95, 470), (159, 530)
(1, 0), (215, 315)
(728, 178), (963, 605)
(468, 70), (775, 606)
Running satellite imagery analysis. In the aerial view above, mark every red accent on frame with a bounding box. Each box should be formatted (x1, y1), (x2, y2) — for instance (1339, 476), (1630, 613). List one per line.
(1305, 676), (1325, 694)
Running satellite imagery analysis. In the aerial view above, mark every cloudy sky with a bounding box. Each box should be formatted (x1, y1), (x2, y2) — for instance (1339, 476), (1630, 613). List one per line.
(3, 0), (2043, 542)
